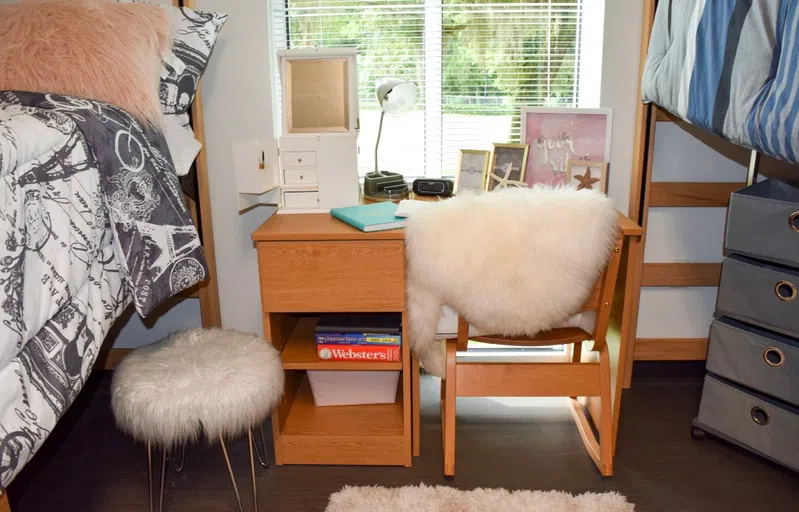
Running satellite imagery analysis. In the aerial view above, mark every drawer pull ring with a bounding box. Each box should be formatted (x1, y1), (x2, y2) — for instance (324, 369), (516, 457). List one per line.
(763, 347), (785, 367)
(750, 406), (769, 426)
(790, 211), (799, 232)
(775, 281), (797, 301)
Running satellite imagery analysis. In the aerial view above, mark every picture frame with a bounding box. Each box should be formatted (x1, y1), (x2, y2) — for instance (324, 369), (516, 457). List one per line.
(519, 107), (613, 187)
(565, 159), (609, 194)
(454, 149), (491, 194)
(487, 143), (529, 191)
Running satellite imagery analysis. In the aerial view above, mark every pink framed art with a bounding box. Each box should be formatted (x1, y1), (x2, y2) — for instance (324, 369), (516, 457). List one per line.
(519, 107), (613, 187)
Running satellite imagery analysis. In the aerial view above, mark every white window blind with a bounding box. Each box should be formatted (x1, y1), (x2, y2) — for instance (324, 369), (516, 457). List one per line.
(271, 0), (603, 178)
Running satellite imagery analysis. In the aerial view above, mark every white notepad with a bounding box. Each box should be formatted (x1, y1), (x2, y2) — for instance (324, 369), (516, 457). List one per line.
(394, 199), (432, 218)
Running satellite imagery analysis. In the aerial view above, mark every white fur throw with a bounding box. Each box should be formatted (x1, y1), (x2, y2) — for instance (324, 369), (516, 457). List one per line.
(405, 187), (618, 378)
(111, 328), (284, 449)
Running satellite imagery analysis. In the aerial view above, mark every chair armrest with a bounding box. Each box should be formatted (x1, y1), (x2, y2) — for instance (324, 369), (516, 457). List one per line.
(616, 211), (643, 237)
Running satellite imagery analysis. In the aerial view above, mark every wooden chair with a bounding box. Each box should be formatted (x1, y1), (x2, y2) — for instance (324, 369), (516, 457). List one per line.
(440, 227), (626, 477)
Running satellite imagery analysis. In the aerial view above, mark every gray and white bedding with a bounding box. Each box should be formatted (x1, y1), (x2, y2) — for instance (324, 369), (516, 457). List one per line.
(642, 0), (799, 165)
(0, 91), (206, 488)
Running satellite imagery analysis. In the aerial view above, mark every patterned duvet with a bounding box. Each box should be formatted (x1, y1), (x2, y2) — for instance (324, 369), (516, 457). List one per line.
(642, 0), (799, 165)
(0, 91), (206, 488)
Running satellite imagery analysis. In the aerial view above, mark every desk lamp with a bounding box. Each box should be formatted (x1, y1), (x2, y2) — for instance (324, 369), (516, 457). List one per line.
(363, 77), (419, 201)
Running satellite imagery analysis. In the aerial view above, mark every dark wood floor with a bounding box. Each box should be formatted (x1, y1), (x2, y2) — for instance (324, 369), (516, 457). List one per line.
(8, 365), (799, 512)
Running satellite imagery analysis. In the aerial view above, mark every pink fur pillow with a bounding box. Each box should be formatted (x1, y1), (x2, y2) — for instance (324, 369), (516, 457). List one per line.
(0, 0), (171, 124)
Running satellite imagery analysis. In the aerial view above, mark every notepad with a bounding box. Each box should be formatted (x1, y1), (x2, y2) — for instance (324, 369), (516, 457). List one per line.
(330, 202), (406, 232)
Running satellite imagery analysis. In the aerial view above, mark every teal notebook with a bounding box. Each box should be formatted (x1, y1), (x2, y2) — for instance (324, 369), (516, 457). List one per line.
(330, 202), (406, 232)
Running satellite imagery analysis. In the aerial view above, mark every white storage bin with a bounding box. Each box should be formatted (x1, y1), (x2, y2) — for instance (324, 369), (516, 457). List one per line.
(307, 370), (400, 407)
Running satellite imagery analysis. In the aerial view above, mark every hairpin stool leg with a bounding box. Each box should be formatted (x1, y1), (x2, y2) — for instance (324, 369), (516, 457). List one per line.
(219, 436), (244, 512)
(252, 423), (269, 468)
(249, 429), (258, 511)
(168, 446), (185, 472)
(147, 442), (154, 512)
(159, 449), (167, 512)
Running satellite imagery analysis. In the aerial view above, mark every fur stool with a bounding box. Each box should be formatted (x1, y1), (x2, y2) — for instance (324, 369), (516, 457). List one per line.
(111, 328), (284, 512)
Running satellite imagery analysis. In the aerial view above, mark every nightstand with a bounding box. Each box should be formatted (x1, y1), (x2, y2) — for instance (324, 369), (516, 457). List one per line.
(252, 213), (418, 466)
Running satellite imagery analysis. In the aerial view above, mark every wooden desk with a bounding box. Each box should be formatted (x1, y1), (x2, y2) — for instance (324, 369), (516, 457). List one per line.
(253, 214), (416, 467)
(253, 211), (642, 466)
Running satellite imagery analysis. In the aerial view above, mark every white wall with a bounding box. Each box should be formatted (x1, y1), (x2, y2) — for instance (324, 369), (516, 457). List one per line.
(600, 0), (644, 216)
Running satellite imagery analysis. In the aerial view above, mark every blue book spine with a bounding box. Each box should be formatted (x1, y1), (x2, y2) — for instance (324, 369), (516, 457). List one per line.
(315, 333), (401, 346)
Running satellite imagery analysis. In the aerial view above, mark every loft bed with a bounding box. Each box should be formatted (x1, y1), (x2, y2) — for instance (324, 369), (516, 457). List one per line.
(626, 0), (799, 380)
(0, 0), (223, 495)
(625, 0), (799, 380)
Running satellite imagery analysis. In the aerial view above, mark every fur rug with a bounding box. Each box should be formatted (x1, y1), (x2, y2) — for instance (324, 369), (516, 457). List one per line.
(326, 484), (635, 512)
(111, 328), (284, 449)
(405, 187), (618, 378)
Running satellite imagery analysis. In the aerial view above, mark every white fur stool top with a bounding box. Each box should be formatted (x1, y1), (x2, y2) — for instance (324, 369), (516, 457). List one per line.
(111, 328), (284, 449)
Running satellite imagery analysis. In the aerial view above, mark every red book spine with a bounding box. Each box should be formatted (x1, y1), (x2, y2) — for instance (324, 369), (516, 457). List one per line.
(317, 344), (400, 362)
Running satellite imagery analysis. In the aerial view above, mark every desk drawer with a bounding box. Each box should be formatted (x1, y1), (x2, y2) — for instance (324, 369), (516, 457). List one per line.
(258, 240), (405, 312)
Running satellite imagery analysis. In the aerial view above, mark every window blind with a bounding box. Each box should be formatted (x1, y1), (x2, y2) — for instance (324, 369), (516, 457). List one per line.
(271, 0), (597, 178)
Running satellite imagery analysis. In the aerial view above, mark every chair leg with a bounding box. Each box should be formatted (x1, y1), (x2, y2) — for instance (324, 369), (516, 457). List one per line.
(598, 344), (614, 476)
(569, 342), (583, 400)
(248, 429), (258, 512)
(219, 436), (244, 512)
(443, 341), (457, 477)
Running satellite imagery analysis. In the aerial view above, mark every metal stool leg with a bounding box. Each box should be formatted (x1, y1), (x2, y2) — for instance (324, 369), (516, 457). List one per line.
(159, 449), (167, 512)
(147, 442), (154, 512)
(249, 429), (258, 511)
(252, 423), (269, 469)
(168, 446), (185, 472)
(219, 436), (244, 512)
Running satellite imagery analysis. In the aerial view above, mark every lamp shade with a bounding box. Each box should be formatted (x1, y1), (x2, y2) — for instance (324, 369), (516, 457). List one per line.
(375, 77), (419, 116)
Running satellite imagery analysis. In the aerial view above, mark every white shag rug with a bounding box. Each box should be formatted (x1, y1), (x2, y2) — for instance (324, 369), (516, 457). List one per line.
(326, 484), (635, 512)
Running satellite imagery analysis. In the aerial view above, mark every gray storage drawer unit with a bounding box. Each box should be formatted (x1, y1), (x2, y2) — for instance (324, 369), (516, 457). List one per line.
(725, 179), (799, 268)
(695, 374), (799, 472)
(707, 317), (799, 406)
(694, 179), (799, 473)
(715, 254), (799, 338)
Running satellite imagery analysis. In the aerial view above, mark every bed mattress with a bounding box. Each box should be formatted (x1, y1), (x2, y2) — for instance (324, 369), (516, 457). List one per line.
(642, 0), (799, 165)
(0, 91), (206, 488)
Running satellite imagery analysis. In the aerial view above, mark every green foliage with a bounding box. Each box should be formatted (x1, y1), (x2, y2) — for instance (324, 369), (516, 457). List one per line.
(286, 0), (579, 120)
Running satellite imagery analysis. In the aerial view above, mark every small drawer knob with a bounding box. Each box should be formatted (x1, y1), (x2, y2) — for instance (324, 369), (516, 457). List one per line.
(763, 347), (785, 367)
(775, 280), (797, 302)
(750, 406), (769, 426)
(298, 157), (303, 163)
(790, 211), (799, 232)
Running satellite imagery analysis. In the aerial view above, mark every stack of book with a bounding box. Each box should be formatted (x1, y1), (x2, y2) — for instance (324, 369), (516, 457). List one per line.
(315, 313), (402, 362)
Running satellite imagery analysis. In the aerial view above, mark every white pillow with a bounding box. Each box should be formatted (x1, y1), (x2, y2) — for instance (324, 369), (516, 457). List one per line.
(161, 113), (201, 176)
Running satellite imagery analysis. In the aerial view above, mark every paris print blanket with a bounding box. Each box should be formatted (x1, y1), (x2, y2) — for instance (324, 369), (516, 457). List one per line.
(0, 91), (207, 488)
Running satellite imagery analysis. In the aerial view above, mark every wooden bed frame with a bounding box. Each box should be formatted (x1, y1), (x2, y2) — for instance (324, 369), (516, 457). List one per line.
(178, 0), (221, 329)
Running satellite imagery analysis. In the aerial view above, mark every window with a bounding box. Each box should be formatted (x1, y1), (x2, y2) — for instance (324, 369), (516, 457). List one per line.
(271, 0), (605, 179)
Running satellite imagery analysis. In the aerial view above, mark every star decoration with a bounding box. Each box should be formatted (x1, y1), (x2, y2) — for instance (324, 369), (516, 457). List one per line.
(574, 168), (600, 190)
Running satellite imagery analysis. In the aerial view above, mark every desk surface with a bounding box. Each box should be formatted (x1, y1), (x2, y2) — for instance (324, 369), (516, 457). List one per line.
(252, 212), (406, 242)
(251, 210), (641, 243)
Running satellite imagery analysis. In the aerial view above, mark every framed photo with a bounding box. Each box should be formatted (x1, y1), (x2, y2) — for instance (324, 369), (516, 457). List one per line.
(454, 149), (490, 194)
(566, 159), (609, 194)
(520, 107), (613, 187)
(487, 143), (529, 191)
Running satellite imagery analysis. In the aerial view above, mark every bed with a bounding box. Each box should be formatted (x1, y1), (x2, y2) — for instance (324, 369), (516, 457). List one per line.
(0, 0), (226, 492)
(641, 0), (799, 166)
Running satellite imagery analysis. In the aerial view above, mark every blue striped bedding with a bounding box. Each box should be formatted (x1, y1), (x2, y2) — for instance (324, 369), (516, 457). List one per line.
(642, 0), (799, 165)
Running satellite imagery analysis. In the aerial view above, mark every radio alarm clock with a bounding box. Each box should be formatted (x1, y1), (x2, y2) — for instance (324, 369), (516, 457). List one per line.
(412, 178), (454, 197)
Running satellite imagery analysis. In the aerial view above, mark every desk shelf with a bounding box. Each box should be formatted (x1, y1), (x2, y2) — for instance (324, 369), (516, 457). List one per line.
(281, 317), (402, 371)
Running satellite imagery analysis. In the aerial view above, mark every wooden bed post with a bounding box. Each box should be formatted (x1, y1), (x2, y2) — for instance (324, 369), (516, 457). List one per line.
(179, 0), (222, 328)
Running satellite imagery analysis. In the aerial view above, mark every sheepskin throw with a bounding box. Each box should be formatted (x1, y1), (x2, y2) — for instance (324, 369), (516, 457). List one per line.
(326, 484), (635, 512)
(405, 187), (618, 378)
(0, 0), (171, 124)
(111, 328), (285, 449)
